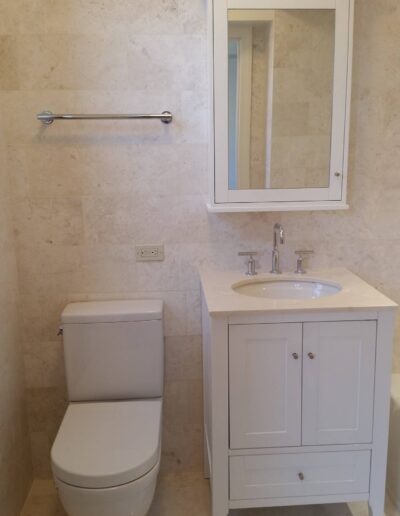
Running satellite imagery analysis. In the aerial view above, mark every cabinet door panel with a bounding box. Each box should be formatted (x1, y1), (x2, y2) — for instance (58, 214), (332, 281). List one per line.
(229, 323), (302, 449)
(302, 321), (376, 445)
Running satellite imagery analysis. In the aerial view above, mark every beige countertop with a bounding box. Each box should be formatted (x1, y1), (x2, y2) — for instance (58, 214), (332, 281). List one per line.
(200, 267), (398, 315)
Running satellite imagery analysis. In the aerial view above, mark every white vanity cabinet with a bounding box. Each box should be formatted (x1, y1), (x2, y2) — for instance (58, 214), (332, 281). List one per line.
(201, 269), (397, 516)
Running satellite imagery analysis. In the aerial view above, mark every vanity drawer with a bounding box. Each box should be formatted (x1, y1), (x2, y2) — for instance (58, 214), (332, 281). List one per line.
(229, 451), (371, 500)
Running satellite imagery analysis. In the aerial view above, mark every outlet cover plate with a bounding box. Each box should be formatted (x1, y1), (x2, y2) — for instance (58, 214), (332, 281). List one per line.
(135, 244), (165, 262)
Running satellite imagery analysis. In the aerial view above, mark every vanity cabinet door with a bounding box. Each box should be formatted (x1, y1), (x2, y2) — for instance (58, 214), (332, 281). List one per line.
(302, 321), (376, 445)
(229, 323), (302, 449)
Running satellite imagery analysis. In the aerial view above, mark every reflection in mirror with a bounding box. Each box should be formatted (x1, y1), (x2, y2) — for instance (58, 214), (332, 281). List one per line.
(228, 9), (335, 191)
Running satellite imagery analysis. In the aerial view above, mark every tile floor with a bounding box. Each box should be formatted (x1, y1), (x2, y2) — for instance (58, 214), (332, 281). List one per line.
(20, 471), (400, 516)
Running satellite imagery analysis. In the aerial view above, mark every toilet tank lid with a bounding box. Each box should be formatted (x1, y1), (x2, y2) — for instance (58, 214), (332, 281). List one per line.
(61, 300), (163, 324)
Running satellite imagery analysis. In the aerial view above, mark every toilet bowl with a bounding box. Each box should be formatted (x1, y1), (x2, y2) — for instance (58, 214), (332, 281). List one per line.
(54, 458), (159, 516)
(52, 399), (162, 516)
(52, 300), (164, 516)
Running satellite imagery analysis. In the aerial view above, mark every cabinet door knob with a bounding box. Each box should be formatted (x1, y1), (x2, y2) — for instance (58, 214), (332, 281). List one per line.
(308, 352), (315, 360)
(298, 472), (305, 481)
(292, 352), (299, 360)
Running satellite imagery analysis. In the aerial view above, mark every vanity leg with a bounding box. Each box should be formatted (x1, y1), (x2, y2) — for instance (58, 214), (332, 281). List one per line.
(368, 312), (395, 516)
(210, 317), (229, 516)
(368, 499), (385, 516)
(211, 491), (229, 516)
(368, 463), (388, 516)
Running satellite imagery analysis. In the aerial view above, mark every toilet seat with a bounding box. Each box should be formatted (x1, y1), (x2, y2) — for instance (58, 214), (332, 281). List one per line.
(51, 399), (162, 489)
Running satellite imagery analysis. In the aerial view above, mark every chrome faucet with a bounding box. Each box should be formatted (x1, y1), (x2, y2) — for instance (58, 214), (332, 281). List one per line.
(271, 223), (285, 274)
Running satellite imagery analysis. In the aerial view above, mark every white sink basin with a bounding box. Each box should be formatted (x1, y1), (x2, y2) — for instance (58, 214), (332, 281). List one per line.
(232, 278), (342, 300)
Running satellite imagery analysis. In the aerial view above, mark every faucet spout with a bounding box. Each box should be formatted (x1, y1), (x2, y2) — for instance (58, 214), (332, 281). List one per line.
(271, 223), (285, 274)
(278, 225), (284, 245)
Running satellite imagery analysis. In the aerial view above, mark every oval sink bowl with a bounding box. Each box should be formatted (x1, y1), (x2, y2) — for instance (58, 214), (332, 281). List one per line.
(233, 278), (342, 300)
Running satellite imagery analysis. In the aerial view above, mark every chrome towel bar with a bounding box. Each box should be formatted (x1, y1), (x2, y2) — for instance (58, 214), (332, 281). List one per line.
(37, 110), (173, 125)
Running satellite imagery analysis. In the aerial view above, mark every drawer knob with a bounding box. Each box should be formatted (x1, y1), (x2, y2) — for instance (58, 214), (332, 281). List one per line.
(308, 352), (315, 360)
(292, 352), (299, 360)
(298, 472), (305, 481)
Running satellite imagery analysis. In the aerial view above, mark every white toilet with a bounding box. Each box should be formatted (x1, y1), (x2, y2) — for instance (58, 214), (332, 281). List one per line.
(51, 299), (164, 516)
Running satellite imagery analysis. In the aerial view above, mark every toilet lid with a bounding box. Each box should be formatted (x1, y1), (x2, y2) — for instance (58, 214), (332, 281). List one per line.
(51, 399), (162, 489)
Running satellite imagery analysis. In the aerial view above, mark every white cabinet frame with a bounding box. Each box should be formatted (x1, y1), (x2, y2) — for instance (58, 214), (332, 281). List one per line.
(202, 305), (396, 516)
(208, 0), (354, 212)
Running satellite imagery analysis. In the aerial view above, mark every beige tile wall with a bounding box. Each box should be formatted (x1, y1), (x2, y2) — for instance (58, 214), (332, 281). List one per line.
(248, 10), (334, 189)
(270, 9), (334, 189)
(249, 24), (269, 189)
(1, 0), (400, 480)
(0, 28), (32, 511)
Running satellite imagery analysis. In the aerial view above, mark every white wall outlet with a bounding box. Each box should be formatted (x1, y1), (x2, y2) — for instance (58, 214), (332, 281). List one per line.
(135, 244), (165, 262)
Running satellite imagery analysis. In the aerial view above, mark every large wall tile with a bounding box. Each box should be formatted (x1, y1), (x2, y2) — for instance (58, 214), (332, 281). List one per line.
(0, 145), (32, 510)
(0, 36), (19, 90)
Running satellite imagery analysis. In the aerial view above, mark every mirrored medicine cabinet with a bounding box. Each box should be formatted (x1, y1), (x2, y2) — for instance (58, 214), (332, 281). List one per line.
(208, 0), (354, 212)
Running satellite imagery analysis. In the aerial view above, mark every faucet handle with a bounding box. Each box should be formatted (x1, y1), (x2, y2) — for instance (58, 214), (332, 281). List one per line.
(294, 250), (314, 274)
(238, 252), (258, 276)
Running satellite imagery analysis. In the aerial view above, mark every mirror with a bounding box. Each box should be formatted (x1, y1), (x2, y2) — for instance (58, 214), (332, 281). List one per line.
(228, 9), (335, 191)
(210, 0), (353, 211)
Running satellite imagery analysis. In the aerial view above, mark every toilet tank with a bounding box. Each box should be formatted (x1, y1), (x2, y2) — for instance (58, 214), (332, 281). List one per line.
(61, 300), (164, 402)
